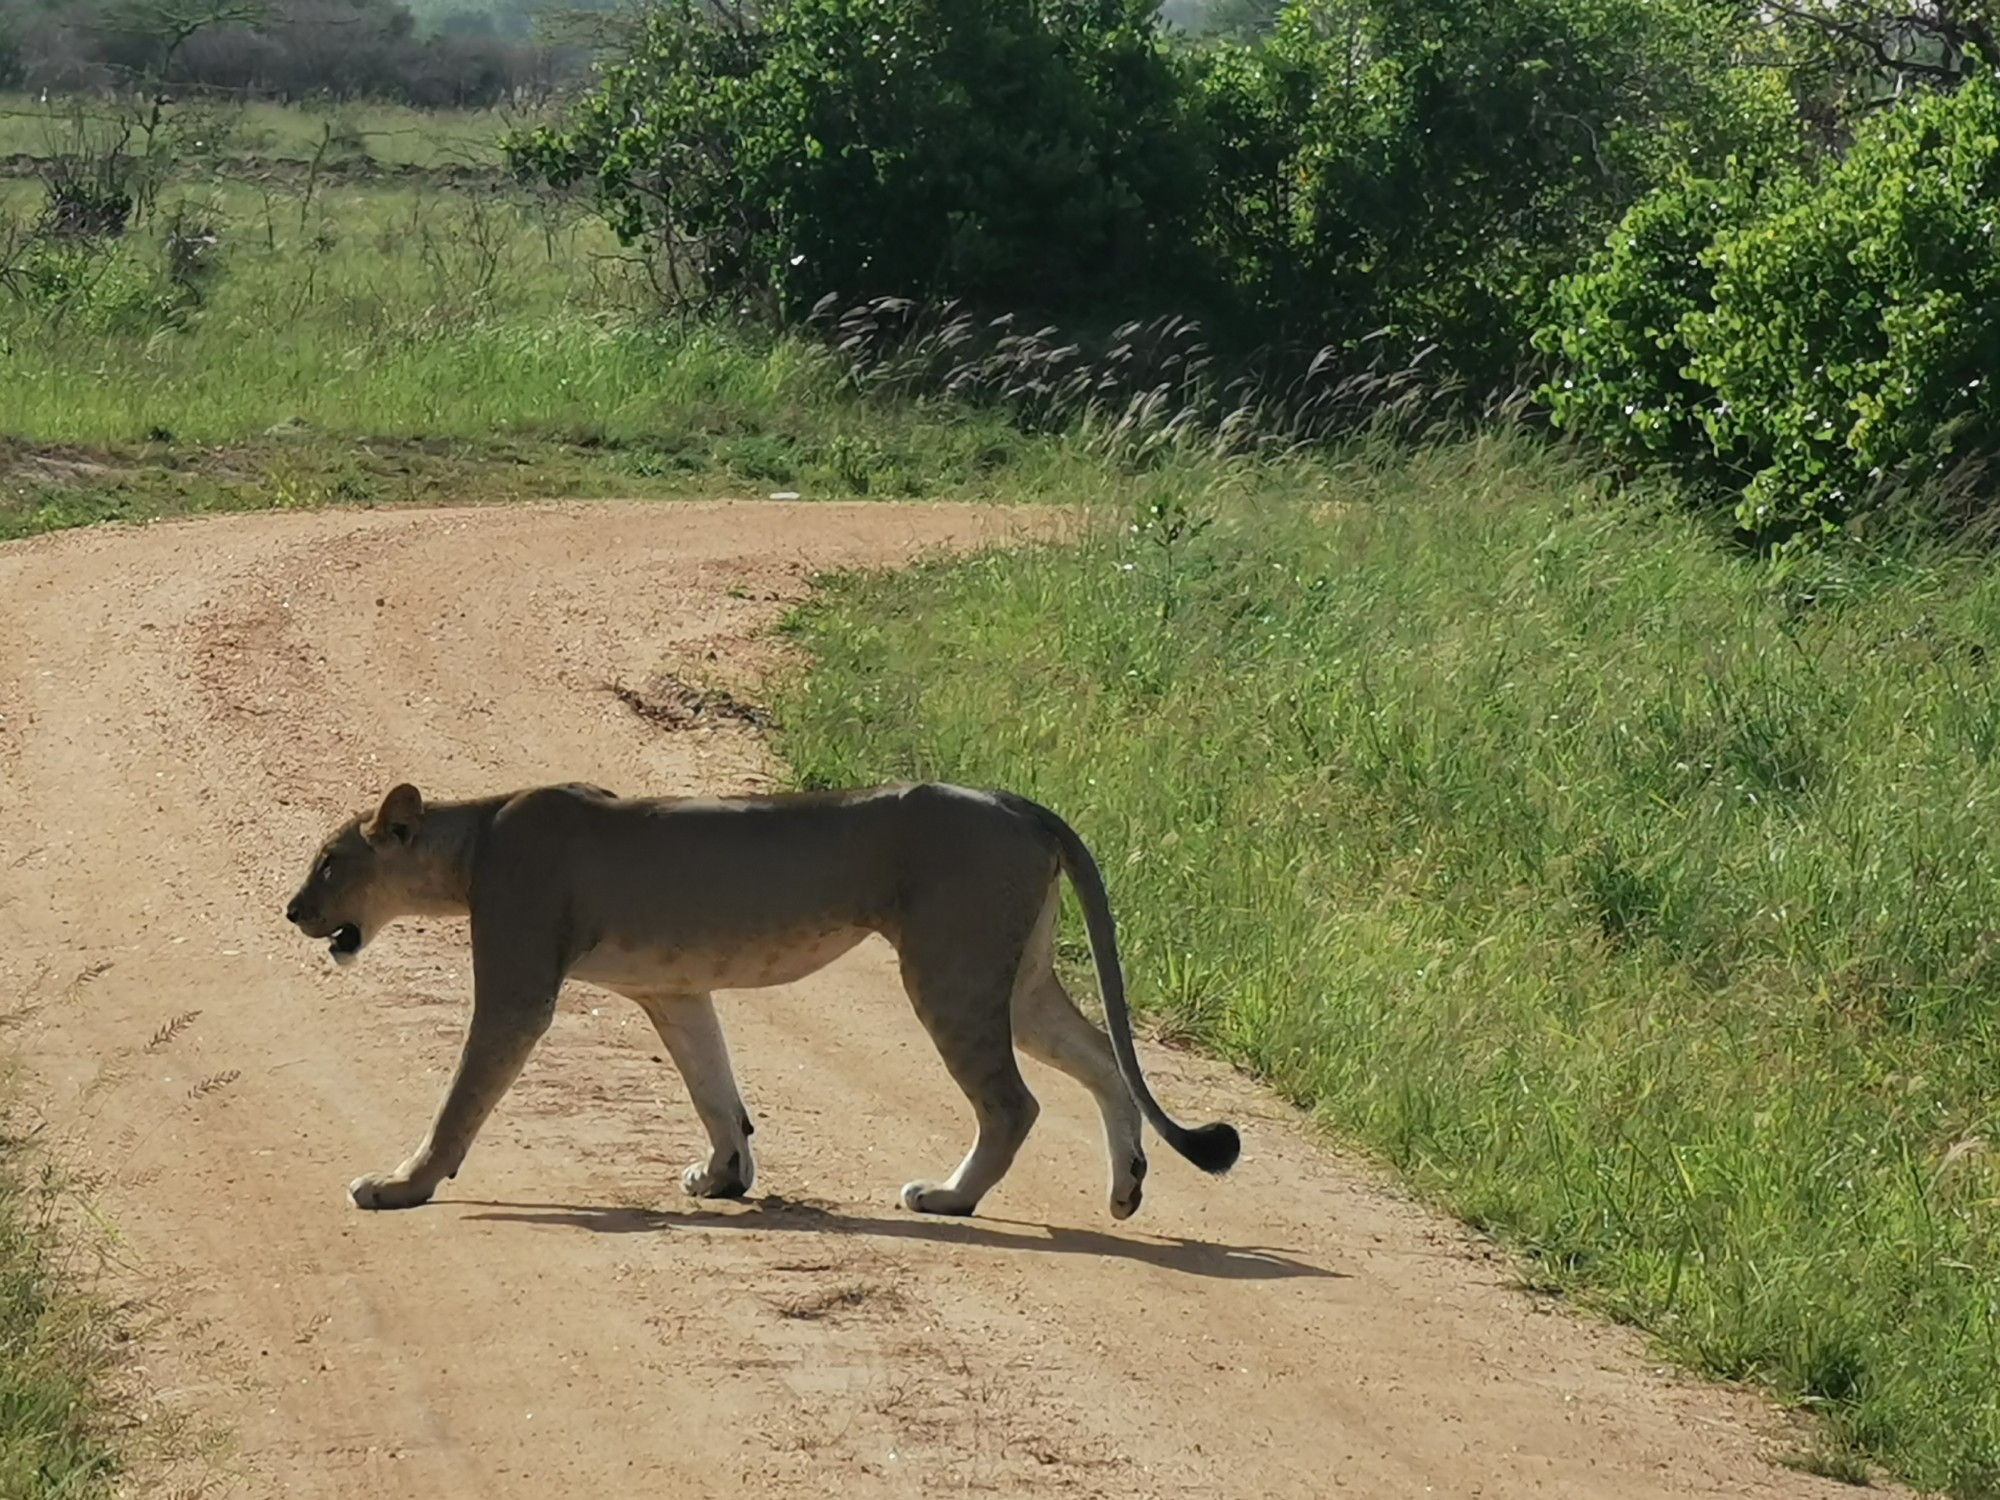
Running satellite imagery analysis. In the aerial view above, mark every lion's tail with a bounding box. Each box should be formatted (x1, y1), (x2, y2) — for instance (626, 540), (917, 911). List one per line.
(1001, 793), (1241, 1176)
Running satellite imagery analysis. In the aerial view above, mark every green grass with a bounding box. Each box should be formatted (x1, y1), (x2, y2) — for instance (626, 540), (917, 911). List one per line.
(0, 93), (516, 170)
(774, 433), (2000, 1498)
(0, 1116), (122, 1498)
(0, 170), (1101, 538)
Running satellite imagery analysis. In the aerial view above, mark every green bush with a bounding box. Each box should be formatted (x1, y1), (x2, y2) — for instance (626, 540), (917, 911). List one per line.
(505, 0), (1212, 322)
(1534, 166), (1780, 504)
(1543, 69), (2000, 542)
(0, 13), (23, 91)
(511, 0), (1789, 393)
(4, 238), (195, 335)
(1191, 0), (1793, 387)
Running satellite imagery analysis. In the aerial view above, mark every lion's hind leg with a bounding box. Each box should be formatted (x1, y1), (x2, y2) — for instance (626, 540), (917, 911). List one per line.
(1010, 890), (1148, 1219)
(1014, 969), (1148, 1220)
(893, 923), (1042, 1218)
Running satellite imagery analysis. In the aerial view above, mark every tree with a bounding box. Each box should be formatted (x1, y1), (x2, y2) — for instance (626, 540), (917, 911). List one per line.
(1770, 0), (1996, 94)
(0, 9), (23, 87)
(1202, 0), (1282, 40)
(508, 0), (1213, 320)
(95, 0), (271, 81)
(1541, 66), (2000, 540)
(1191, 0), (1796, 384)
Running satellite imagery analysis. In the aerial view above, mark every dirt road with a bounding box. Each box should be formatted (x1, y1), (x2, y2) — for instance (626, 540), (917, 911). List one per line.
(0, 500), (1879, 1500)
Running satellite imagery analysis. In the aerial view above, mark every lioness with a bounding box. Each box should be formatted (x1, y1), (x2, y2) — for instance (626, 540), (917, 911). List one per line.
(284, 780), (1240, 1219)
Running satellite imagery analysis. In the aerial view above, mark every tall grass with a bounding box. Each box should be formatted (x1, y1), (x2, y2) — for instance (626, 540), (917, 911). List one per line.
(1, 177), (680, 443)
(0, 121), (1466, 525)
(775, 432), (2000, 1497)
(0, 1117), (121, 1497)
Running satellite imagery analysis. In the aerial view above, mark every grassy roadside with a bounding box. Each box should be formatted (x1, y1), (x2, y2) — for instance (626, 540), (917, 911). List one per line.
(772, 432), (2000, 1497)
(0, 1113), (122, 1498)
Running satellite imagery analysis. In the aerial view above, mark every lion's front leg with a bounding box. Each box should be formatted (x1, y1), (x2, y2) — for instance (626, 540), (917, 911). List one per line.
(352, 970), (557, 1211)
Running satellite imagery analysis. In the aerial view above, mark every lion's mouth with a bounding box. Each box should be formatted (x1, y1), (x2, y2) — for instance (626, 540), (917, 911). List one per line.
(328, 925), (363, 963)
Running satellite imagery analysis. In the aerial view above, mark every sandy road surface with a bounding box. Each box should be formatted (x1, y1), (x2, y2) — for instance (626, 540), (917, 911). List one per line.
(0, 500), (1881, 1500)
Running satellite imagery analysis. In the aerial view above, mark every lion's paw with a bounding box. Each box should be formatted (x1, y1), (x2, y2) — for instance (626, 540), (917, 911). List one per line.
(349, 1171), (435, 1211)
(899, 1180), (977, 1216)
(1110, 1151), (1148, 1220)
(681, 1152), (751, 1200)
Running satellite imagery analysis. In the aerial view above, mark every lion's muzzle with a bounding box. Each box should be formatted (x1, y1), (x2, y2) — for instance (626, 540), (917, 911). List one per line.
(285, 897), (362, 964)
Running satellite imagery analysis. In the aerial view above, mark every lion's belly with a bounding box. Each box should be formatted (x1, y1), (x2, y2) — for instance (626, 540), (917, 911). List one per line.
(567, 923), (872, 995)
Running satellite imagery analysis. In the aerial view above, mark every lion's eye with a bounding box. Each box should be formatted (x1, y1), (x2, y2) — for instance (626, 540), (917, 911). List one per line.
(316, 859), (334, 883)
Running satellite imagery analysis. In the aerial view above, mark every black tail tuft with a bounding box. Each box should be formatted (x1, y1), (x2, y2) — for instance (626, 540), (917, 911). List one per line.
(1175, 1121), (1241, 1175)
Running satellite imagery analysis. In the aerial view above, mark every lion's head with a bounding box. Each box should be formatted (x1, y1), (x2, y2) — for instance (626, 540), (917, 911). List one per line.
(284, 783), (433, 966)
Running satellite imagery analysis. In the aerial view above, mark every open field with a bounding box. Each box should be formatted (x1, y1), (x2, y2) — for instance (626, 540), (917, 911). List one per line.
(0, 93), (518, 171)
(0, 152), (1089, 538)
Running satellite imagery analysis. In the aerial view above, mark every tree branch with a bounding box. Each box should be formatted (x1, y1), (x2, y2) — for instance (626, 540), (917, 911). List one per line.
(1768, 0), (1986, 87)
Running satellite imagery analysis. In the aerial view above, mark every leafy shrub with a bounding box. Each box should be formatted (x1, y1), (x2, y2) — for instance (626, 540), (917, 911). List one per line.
(0, 9), (23, 89)
(6, 237), (198, 334)
(1543, 69), (2000, 542)
(1, 196), (216, 337)
(510, 0), (1791, 401)
(1190, 0), (1795, 389)
(35, 169), (133, 242)
(1535, 167), (1780, 505)
(505, 0), (1212, 322)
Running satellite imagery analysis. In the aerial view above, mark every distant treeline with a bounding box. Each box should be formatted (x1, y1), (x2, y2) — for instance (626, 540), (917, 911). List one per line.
(0, 0), (619, 107)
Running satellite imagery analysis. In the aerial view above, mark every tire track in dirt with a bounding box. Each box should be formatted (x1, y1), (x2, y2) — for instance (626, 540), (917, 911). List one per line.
(0, 500), (1890, 1499)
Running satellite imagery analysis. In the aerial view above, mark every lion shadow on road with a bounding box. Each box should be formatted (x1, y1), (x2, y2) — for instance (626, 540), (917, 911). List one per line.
(457, 1193), (1342, 1282)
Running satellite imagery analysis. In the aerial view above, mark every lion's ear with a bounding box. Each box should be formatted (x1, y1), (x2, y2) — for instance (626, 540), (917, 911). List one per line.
(363, 783), (424, 846)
